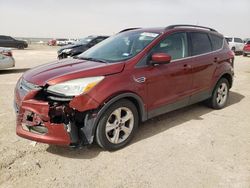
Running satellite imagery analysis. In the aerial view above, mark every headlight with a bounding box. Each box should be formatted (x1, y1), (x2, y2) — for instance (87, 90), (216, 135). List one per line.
(62, 49), (72, 53)
(47, 76), (104, 96)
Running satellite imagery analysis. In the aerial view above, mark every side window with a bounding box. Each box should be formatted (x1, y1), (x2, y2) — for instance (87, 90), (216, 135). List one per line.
(152, 32), (188, 60)
(0, 36), (8, 41)
(234, 38), (243, 43)
(96, 38), (105, 43)
(190, 32), (212, 56)
(88, 40), (97, 47)
(226, 38), (232, 43)
(209, 34), (223, 51)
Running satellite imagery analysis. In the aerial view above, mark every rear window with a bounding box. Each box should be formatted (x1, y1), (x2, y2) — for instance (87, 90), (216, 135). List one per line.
(190, 32), (212, 56)
(234, 38), (243, 43)
(210, 34), (223, 50)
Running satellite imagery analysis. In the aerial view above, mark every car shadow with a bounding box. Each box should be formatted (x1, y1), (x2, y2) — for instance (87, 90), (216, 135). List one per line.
(46, 144), (102, 159)
(132, 91), (244, 144)
(0, 68), (29, 74)
(46, 91), (244, 158)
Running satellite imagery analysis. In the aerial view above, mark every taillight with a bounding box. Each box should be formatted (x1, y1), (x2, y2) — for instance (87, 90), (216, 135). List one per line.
(227, 51), (234, 67)
(228, 50), (235, 57)
(1, 51), (12, 57)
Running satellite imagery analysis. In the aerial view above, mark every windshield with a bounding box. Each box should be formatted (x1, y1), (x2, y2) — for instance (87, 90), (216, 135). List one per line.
(76, 37), (94, 45)
(78, 31), (160, 63)
(226, 38), (232, 42)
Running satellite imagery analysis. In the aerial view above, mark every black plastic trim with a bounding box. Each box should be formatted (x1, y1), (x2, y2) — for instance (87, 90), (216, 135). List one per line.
(166, 25), (217, 32)
(80, 92), (147, 144)
(148, 98), (189, 119)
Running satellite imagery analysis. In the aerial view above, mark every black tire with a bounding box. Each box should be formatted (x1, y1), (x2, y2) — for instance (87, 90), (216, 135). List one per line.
(95, 99), (138, 151)
(17, 45), (24, 49)
(206, 78), (229, 109)
(243, 53), (247, 57)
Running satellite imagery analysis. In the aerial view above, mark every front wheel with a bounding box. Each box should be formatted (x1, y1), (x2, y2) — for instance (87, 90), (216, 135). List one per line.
(206, 78), (229, 109)
(17, 45), (24, 49)
(95, 99), (138, 150)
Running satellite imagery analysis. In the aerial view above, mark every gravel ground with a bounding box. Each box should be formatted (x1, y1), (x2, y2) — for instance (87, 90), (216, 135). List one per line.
(0, 46), (250, 188)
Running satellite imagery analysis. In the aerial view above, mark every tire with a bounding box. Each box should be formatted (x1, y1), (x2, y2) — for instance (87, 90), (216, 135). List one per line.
(95, 99), (138, 150)
(243, 53), (247, 57)
(17, 45), (24, 49)
(206, 78), (229, 109)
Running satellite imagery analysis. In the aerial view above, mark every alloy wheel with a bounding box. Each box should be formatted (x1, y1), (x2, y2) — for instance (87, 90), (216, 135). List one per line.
(105, 107), (134, 144)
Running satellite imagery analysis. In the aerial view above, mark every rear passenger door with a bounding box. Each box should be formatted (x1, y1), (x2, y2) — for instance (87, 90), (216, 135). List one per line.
(188, 32), (217, 101)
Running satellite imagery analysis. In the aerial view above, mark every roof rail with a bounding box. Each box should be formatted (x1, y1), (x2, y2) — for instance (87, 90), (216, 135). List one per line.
(118, 27), (141, 33)
(165, 25), (217, 32)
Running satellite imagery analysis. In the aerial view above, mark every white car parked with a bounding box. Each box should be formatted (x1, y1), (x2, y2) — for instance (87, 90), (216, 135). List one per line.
(0, 48), (15, 69)
(56, 39), (76, 46)
(225, 37), (244, 54)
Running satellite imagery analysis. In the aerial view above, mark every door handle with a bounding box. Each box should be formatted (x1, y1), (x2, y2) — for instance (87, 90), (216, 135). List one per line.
(183, 64), (191, 70)
(214, 57), (220, 63)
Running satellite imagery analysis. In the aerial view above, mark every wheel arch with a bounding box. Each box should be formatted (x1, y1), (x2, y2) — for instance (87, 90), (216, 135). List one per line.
(220, 73), (233, 89)
(100, 92), (147, 122)
(81, 92), (147, 145)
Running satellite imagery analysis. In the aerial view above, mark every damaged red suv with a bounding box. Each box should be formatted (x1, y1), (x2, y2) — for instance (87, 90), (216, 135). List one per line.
(14, 25), (234, 150)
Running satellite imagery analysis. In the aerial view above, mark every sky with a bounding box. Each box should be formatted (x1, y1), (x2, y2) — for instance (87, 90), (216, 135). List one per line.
(0, 0), (249, 38)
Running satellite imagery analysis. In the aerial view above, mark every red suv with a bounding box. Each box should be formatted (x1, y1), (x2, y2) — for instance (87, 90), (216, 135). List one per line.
(14, 25), (234, 150)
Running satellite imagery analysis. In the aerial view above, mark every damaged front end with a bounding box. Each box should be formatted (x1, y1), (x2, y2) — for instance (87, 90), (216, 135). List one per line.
(15, 78), (100, 147)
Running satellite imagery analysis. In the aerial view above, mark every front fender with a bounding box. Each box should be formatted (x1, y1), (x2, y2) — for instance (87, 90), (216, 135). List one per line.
(80, 92), (147, 144)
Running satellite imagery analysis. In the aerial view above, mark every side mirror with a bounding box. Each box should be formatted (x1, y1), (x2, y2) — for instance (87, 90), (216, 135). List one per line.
(151, 53), (171, 65)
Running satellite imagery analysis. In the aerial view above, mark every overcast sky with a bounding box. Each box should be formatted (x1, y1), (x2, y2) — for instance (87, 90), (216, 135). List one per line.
(0, 0), (249, 38)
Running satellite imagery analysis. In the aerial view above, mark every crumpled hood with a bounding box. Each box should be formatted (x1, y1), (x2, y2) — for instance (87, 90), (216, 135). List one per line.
(23, 58), (125, 86)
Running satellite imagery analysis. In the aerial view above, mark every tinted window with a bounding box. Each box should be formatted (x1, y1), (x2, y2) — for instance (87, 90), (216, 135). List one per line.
(96, 38), (106, 43)
(0, 36), (11, 41)
(234, 38), (243, 43)
(247, 41), (250, 45)
(226, 38), (232, 42)
(190, 32), (212, 55)
(152, 32), (188, 60)
(210, 34), (223, 50)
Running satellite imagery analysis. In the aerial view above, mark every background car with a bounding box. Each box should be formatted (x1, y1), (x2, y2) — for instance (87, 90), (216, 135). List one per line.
(0, 35), (28, 49)
(57, 35), (109, 59)
(225, 37), (244, 54)
(47, 39), (57, 46)
(0, 47), (15, 69)
(56, 39), (68, 46)
(243, 38), (250, 44)
(243, 40), (250, 56)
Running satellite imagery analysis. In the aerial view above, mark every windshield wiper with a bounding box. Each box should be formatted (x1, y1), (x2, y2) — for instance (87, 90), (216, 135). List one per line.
(76, 56), (109, 63)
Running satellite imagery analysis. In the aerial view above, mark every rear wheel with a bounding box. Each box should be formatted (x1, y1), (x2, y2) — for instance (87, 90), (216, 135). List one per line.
(206, 78), (229, 109)
(95, 99), (138, 150)
(243, 53), (247, 57)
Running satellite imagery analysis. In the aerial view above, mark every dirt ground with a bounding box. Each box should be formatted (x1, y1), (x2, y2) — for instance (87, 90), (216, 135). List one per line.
(0, 45), (250, 188)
